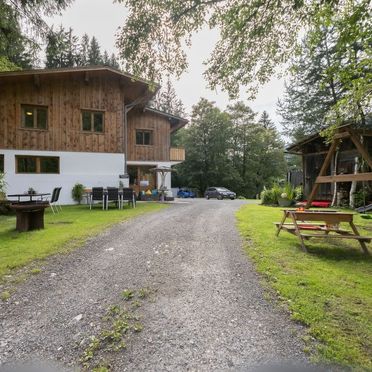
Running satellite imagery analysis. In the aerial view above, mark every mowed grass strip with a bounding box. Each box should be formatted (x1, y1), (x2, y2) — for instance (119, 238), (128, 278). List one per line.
(236, 204), (372, 369)
(0, 202), (167, 281)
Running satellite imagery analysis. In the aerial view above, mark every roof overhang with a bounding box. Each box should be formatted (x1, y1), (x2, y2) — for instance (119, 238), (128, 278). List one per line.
(0, 66), (160, 104)
(143, 106), (188, 133)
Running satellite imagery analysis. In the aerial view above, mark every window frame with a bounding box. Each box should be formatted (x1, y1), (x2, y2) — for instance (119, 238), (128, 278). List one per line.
(15, 155), (60, 174)
(21, 105), (48, 130)
(0, 154), (4, 173)
(81, 110), (105, 133)
(135, 129), (153, 146)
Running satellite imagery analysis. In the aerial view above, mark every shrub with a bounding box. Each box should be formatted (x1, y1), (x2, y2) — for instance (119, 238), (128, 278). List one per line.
(71, 183), (85, 204)
(261, 182), (299, 205)
(0, 172), (7, 200)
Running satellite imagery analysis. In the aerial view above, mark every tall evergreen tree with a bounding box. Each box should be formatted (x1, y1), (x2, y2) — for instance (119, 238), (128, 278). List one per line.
(79, 33), (90, 66)
(258, 111), (275, 130)
(0, 1), (34, 69)
(88, 36), (102, 65)
(151, 77), (186, 117)
(277, 27), (344, 141)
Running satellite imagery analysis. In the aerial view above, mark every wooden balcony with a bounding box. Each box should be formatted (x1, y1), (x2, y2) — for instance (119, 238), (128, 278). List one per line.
(170, 147), (185, 161)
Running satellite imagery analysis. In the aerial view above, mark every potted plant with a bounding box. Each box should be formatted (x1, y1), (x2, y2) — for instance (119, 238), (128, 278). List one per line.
(278, 192), (293, 207)
(71, 183), (85, 204)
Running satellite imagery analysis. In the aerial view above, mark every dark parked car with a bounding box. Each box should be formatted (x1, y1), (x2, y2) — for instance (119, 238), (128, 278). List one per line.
(204, 187), (236, 200)
(177, 188), (196, 198)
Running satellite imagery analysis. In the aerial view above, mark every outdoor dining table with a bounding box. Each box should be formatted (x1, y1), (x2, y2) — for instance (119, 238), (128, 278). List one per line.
(275, 209), (371, 254)
(7, 193), (51, 232)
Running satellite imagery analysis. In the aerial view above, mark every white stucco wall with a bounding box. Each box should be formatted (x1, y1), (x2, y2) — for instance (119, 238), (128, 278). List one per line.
(1, 149), (128, 204)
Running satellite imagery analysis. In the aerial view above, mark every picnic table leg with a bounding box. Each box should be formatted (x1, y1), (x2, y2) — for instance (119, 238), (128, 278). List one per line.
(289, 213), (307, 252)
(276, 211), (288, 236)
(349, 221), (370, 255)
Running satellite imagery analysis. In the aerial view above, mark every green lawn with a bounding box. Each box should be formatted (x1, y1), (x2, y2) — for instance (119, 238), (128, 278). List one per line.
(236, 204), (372, 369)
(0, 202), (167, 282)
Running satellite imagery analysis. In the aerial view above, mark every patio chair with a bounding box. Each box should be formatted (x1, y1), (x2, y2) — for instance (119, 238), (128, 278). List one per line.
(121, 188), (136, 208)
(90, 187), (105, 210)
(45, 187), (62, 214)
(106, 187), (120, 210)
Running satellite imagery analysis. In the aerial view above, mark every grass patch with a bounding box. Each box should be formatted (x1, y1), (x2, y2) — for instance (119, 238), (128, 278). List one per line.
(236, 204), (372, 369)
(0, 202), (167, 282)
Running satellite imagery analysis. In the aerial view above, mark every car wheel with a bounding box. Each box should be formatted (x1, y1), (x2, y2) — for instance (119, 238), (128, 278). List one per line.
(217, 195), (223, 200)
(230, 197), (235, 200)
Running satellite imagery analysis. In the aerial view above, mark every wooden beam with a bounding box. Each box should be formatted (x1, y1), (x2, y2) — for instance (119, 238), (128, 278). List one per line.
(316, 172), (372, 183)
(349, 131), (372, 169)
(84, 72), (89, 84)
(305, 138), (340, 208)
(333, 131), (350, 140)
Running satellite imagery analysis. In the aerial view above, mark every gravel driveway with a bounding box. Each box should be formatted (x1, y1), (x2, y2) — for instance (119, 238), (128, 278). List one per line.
(0, 199), (307, 371)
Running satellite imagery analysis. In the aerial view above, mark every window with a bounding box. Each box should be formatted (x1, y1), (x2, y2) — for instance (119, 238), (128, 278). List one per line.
(16, 156), (59, 174)
(0, 155), (4, 173)
(21, 105), (48, 130)
(136, 130), (153, 146)
(81, 110), (104, 133)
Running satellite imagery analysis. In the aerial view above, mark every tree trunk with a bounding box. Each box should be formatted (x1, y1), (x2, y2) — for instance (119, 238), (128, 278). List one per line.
(349, 156), (359, 209)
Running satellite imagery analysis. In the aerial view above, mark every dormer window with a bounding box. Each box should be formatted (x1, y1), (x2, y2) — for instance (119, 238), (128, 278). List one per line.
(21, 105), (48, 130)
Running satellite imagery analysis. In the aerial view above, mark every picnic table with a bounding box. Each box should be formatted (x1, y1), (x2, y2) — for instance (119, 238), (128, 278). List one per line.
(275, 209), (371, 254)
(7, 193), (51, 232)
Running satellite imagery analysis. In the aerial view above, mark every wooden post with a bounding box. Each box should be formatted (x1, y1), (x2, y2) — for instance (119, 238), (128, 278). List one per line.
(305, 138), (340, 208)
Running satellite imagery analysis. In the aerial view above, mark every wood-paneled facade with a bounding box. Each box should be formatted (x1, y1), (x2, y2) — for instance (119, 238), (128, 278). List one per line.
(286, 127), (372, 201)
(0, 67), (187, 162)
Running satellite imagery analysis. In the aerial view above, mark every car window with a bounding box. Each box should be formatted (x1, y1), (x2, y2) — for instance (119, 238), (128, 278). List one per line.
(216, 188), (229, 191)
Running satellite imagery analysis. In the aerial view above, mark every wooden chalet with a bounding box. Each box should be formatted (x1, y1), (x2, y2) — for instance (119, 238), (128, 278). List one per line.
(0, 66), (187, 203)
(286, 125), (372, 205)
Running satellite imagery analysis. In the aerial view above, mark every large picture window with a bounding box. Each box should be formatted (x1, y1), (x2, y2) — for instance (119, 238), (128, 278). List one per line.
(16, 156), (59, 174)
(0, 155), (4, 173)
(136, 130), (153, 146)
(81, 110), (104, 133)
(21, 105), (48, 130)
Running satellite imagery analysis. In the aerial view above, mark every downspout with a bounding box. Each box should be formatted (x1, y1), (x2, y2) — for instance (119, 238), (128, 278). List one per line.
(122, 97), (147, 178)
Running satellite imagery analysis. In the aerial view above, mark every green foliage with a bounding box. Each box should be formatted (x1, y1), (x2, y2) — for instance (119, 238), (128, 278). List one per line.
(236, 204), (372, 368)
(173, 99), (286, 198)
(261, 182), (300, 205)
(151, 76), (186, 117)
(0, 172), (7, 197)
(1, 290), (10, 301)
(0, 57), (21, 72)
(71, 183), (85, 204)
(121, 289), (134, 300)
(279, 1), (372, 141)
(0, 203), (167, 281)
(45, 27), (120, 69)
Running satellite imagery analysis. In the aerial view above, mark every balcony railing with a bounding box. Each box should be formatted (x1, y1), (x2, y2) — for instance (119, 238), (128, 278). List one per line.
(170, 147), (185, 161)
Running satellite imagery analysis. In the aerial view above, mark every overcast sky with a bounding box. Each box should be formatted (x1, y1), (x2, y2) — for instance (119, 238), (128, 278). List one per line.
(47, 0), (286, 130)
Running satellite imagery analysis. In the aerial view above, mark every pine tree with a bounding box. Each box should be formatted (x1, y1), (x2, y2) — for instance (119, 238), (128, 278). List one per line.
(78, 33), (90, 66)
(151, 77), (185, 117)
(258, 111), (275, 130)
(88, 36), (102, 65)
(109, 53), (120, 69)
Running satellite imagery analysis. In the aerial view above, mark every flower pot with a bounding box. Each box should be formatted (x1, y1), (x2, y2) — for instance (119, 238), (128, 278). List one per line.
(278, 197), (292, 207)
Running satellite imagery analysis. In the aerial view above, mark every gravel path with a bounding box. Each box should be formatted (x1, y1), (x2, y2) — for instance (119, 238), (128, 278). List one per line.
(0, 200), (308, 371)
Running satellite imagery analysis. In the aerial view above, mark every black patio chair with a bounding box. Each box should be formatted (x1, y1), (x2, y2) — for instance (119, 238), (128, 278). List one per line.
(90, 187), (105, 210)
(44, 187), (62, 214)
(106, 187), (120, 210)
(121, 188), (136, 208)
